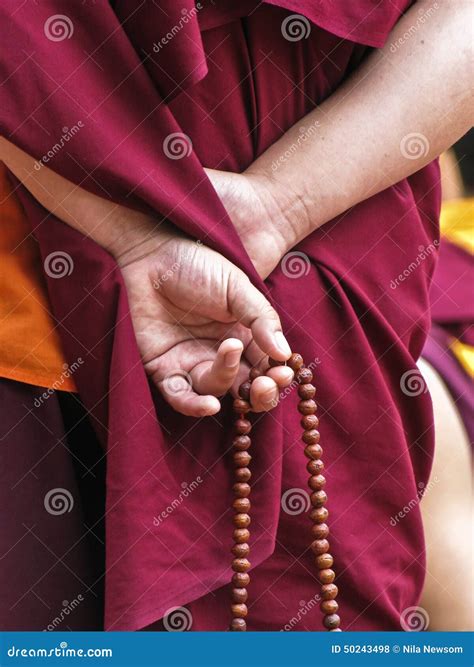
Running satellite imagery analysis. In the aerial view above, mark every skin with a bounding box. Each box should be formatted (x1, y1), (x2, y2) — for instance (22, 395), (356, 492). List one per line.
(1, 1), (473, 417)
(206, 0), (474, 278)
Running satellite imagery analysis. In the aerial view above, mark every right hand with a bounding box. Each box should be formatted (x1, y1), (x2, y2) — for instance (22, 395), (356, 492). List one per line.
(116, 225), (294, 417)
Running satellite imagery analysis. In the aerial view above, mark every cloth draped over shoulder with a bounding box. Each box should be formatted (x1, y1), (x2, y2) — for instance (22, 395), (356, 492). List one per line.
(0, 0), (441, 631)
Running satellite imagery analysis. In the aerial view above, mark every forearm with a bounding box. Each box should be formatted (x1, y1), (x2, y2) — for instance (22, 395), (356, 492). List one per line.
(0, 137), (171, 262)
(248, 0), (474, 248)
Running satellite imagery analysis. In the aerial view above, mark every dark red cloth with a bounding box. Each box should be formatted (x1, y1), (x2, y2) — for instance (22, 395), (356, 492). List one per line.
(1, 1), (440, 630)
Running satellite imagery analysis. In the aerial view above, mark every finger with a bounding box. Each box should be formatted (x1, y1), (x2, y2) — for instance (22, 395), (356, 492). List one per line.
(227, 273), (291, 362)
(158, 373), (221, 417)
(191, 338), (244, 396)
(266, 365), (294, 388)
(250, 374), (280, 413)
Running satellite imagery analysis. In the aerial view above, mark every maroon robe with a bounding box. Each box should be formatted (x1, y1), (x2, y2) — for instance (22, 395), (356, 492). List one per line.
(0, 0), (439, 630)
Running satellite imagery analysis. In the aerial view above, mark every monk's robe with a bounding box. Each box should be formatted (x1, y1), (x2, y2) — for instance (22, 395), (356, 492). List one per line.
(0, 0), (440, 631)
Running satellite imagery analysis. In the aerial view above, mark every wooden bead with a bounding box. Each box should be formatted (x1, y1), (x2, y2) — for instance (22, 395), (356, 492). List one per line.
(307, 459), (324, 475)
(311, 522), (329, 539)
(238, 382), (251, 401)
(235, 419), (251, 435)
(232, 572), (250, 587)
(296, 367), (313, 384)
(311, 539), (330, 555)
(249, 367), (262, 381)
(233, 398), (251, 414)
(320, 583), (338, 600)
(318, 569), (336, 584)
(233, 483), (251, 498)
(233, 435), (251, 451)
(316, 553), (334, 569)
(287, 353), (304, 371)
(231, 603), (248, 618)
(235, 467), (251, 482)
(232, 558), (251, 573)
(268, 357), (283, 367)
(320, 599), (339, 615)
(308, 474), (326, 490)
(304, 444), (323, 460)
(233, 528), (250, 543)
(301, 414), (319, 430)
(298, 399), (317, 415)
(233, 498), (251, 512)
(310, 490), (328, 507)
(233, 513), (251, 529)
(233, 452), (251, 467)
(230, 618), (246, 631)
(310, 507), (329, 523)
(232, 588), (248, 604)
(298, 383), (316, 399)
(323, 613), (341, 630)
(302, 429), (320, 445)
(231, 543), (250, 558)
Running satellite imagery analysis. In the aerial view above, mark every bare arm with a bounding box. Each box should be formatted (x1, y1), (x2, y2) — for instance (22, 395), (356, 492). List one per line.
(207, 0), (474, 275)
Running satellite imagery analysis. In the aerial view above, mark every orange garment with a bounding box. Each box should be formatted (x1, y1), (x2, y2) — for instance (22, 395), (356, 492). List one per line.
(0, 164), (76, 391)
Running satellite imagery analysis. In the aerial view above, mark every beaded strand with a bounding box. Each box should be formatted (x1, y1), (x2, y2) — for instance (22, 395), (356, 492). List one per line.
(229, 353), (341, 632)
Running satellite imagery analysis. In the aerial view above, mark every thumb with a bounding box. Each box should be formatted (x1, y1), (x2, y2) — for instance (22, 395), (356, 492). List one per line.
(227, 271), (291, 362)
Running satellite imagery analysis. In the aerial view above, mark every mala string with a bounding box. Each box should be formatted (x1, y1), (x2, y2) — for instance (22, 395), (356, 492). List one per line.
(229, 353), (341, 632)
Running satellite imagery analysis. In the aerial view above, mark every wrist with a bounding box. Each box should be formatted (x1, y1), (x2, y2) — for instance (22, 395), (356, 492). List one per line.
(244, 167), (313, 254)
(102, 208), (175, 268)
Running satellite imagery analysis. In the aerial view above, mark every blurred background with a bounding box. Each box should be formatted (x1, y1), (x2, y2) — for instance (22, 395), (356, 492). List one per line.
(418, 128), (473, 631)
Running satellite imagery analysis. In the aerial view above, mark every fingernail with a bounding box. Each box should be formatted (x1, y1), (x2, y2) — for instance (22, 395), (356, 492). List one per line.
(274, 331), (291, 358)
(225, 349), (241, 368)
